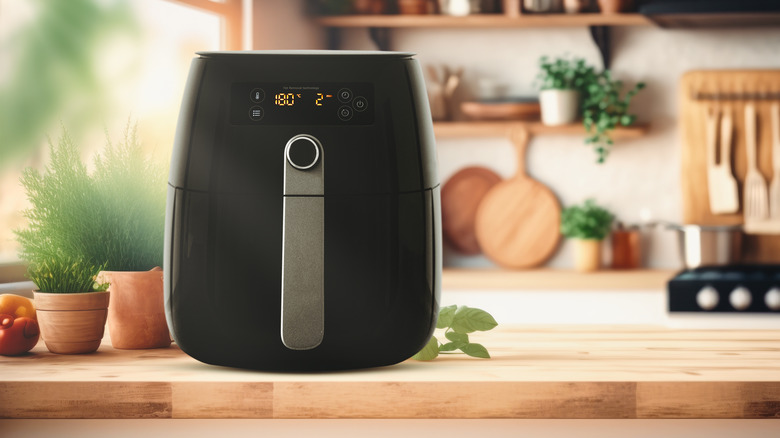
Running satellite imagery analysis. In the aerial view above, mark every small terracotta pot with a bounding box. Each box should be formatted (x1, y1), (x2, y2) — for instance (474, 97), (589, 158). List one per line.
(99, 268), (171, 350)
(597, 0), (632, 13)
(33, 291), (110, 354)
(398, 0), (429, 14)
(573, 238), (602, 273)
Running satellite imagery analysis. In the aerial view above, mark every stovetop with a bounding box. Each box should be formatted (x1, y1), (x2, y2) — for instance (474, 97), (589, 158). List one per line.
(668, 265), (780, 313)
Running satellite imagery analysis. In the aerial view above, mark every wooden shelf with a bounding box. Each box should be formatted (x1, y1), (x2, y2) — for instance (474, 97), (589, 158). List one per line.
(434, 120), (649, 140)
(315, 13), (652, 28)
(442, 268), (675, 290)
(3, 325), (780, 419)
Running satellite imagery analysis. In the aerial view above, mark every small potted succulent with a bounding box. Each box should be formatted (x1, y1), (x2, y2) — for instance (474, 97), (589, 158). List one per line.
(16, 133), (110, 354)
(536, 56), (596, 126)
(16, 125), (169, 352)
(560, 199), (614, 273)
(583, 70), (645, 163)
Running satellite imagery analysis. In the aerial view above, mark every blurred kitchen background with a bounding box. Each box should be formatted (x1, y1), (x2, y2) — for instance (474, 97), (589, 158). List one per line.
(2, 0), (780, 326)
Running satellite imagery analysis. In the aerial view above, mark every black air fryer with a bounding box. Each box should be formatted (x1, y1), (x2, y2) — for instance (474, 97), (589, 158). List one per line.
(164, 51), (441, 371)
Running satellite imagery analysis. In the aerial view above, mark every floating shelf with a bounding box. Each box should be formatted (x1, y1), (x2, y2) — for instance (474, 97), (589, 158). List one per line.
(442, 268), (675, 290)
(315, 13), (652, 28)
(433, 121), (649, 140)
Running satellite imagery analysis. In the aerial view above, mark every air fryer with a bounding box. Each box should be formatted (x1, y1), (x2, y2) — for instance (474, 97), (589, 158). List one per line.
(164, 51), (441, 371)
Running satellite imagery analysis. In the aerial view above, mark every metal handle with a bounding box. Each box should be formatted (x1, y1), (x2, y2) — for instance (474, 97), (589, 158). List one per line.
(281, 135), (324, 351)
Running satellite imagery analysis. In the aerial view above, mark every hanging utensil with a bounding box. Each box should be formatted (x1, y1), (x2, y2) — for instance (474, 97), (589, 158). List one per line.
(743, 102), (769, 223)
(770, 102), (780, 219)
(706, 106), (739, 214)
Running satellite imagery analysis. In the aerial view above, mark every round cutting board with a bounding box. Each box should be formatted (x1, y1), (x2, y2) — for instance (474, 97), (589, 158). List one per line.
(475, 129), (561, 268)
(441, 166), (502, 254)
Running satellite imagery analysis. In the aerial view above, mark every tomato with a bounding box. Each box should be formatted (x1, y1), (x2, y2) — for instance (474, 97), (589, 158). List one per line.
(0, 314), (40, 356)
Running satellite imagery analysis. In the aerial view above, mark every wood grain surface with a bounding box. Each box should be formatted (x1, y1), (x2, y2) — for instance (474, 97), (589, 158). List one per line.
(475, 128), (562, 268)
(2, 325), (780, 419)
(680, 70), (780, 262)
(441, 166), (502, 254)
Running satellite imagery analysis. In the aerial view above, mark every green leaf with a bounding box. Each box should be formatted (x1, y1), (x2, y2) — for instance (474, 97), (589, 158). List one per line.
(445, 331), (469, 344)
(436, 305), (457, 329)
(439, 342), (462, 352)
(412, 336), (439, 361)
(450, 306), (498, 334)
(459, 343), (490, 359)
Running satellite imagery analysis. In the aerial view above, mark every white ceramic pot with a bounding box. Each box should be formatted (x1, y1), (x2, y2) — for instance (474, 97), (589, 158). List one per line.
(539, 89), (580, 126)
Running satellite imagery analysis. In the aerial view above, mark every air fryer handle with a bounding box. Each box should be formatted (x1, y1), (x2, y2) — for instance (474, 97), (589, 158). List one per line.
(281, 135), (324, 350)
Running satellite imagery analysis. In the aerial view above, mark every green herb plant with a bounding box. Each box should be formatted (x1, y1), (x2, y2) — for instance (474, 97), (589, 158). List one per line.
(536, 56), (597, 92)
(560, 199), (614, 241)
(16, 123), (166, 292)
(583, 70), (646, 163)
(412, 305), (498, 361)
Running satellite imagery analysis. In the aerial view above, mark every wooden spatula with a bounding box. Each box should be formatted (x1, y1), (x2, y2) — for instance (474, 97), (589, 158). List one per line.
(744, 102), (769, 222)
(770, 102), (780, 219)
(706, 106), (739, 214)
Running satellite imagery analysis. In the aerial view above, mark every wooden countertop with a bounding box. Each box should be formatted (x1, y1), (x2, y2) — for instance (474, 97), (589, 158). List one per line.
(2, 325), (780, 419)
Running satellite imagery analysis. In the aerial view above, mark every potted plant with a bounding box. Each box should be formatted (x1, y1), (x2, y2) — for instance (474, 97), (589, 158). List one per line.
(536, 56), (596, 126)
(582, 70), (645, 163)
(16, 133), (110, 354)
(16, 125), (169, 351)
(89, 125), (169, 350)
(560, 199), (614, 273)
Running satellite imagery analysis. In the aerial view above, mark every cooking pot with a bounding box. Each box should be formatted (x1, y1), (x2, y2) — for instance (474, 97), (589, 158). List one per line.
(667, 224), (742, 269)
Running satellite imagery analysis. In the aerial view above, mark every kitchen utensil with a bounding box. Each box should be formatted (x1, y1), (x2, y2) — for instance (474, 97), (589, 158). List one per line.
(460, 99), (540, 121)
(744, 102), (769, 222)
(166, 51), (440, 371)
(474, 128), (561, 268)
(706, 106), (739, 214)
(666, 224), (742, 269)
(441, 166), (502, 254)
(770, 102), (780, 219)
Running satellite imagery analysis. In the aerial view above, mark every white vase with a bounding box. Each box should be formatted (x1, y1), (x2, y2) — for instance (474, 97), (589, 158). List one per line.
(539, 89), (580, 126)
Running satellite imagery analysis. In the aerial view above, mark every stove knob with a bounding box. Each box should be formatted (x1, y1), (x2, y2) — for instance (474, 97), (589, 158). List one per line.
(729, 286), (752, 311)
(696, 286), (719, 311)
(765, 288), (780, 311)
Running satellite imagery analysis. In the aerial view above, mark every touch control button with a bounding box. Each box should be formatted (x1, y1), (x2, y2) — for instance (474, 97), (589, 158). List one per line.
(338, 105), (353, 121)
(285, 135), (320, 170)
(353, 96), (368, 112)
(250, 88), (265, 103)
(338, 88), (353, 103)
(249, 106), (264, 121)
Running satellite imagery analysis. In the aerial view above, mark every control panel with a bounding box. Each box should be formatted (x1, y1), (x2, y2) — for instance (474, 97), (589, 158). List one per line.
(231, 82), (374, 126)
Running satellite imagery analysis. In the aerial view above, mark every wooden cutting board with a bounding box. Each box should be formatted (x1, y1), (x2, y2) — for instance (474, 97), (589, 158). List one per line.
(680, 70), (780, 262)
(474, 128), (561, 268)
(441, 166), (502, 254)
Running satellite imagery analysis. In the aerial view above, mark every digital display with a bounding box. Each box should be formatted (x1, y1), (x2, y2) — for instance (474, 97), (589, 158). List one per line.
(231, 83), (374, 125)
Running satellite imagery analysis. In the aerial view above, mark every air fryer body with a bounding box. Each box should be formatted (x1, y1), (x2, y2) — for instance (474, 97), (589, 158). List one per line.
(164, 51), (441, 370)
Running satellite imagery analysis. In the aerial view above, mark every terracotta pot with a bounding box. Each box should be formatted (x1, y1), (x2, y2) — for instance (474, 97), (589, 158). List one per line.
(573, 238), (602, 273)
(597, 0), (632, 14)
(99, 267), (171, 350)
(353, 0), (388, 14)
(398, 0), (429, 14)
(33, 291), (109, 354)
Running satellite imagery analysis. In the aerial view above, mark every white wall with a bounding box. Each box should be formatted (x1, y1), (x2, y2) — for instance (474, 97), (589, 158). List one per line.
(333, 24), (780, 269)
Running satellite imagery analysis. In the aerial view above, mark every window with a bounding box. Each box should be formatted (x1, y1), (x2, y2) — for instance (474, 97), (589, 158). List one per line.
(0, 0), (242, 280)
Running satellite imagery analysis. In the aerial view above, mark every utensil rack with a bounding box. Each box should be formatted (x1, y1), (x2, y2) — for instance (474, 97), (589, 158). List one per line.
(680, 70), (780, 263)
